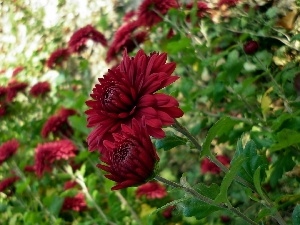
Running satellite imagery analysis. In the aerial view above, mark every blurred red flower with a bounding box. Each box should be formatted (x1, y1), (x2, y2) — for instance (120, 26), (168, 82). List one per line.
(0, 176), (20, 194)
(0, 86), (7, 98)
(106, 21), (147, 63)
(201, 155), (231, 174)
(46, 48), (70, 69)
(29, 81), (51, 97)
(12, 66), (24, 77)
(243, 40), (259, 55)
(86, 49), (183, 152)
(136, 181), (167, 199)
(34, 139), (77, 177)
(6, 80), (28, 102)
(162, 205), (176, 219)
(64, 180), (78, 190)
(62, 192), (87, 212)
(97, 119), (159, 190)
(137, 0), (179, 27)
(123, 10), (136, 22)
(218, 0), (239, 7)
(41, 107), (76, 138)
(68, 25), (107, 53)
(0, 139), (19, 165)
(186, 2), (209, 19)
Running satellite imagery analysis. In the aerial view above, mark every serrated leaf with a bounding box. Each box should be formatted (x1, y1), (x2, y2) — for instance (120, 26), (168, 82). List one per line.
(292, 205), (300, 225)
(202, 117), (238, 157)
(155, 131), (187, 151)
(232, 139), (268, 184)
(270, 129), (300, 152)
(215, 155), (245, 205)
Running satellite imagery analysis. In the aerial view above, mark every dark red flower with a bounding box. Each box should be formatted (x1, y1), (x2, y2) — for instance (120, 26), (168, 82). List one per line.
(29, 81), (51, 97)
(12, 66), (24, 77)
(64, 180), (78, 190)
(218, 0), (239, 7)
(0, 139), (19, 165)
(243, 40), (259, 55)
(86, 49), (183, 152)
(68, 25), (107, 53)
(136, 181), (167, 199)
(106, 21), (148, 63)
(41, 107), (76, 138)
(24, 165), (36, 173)
(220, 215), (231, 223)
(137, 0), (179, 27)
(186, 2), (209, 19)
(123, 10), (137, 22)
(201, 155), (231, 174)
(97, 119), (159, 190)
(34, 139), (77, 177)
(0, 104), (6, 117)
(62, 192), (87, 212)
(0, 86), (7, 98)
(162, 205), (176, 219)
(0, 176), (20, 193)
(46, 48), (70, 69)
(6, 80), (28, 102)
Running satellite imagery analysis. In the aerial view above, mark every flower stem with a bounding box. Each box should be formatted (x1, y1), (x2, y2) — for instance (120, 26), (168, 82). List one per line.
(154, 175), (258, 225)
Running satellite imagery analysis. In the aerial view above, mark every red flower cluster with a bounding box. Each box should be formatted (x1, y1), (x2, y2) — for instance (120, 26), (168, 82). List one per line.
(136, 181), (167, 199)
(86, 49), (183, 152)
(68, 25), (107, 53)
(29, 81), (51, 97)
(97, 120), (160, 190)
(186, 2), (209, 19)
(106, 21), (148, 63)
(46, 48), (70, 69)
(137, 0), (179, 27)
(6, 80), (28, 102)
(34, 139), (77, 177)
(0, 139), (19, 165)
(61, 192), (87, 212)
(200, 155), (231, 174)
(41, 107), (76, 138)
(0, 176), (20, 194)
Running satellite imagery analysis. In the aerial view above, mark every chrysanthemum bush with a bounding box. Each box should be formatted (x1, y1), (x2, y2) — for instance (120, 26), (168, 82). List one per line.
(1, 0), (300, 224)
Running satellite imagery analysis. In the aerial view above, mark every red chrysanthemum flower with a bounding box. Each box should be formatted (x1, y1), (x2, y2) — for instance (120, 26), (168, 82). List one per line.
(6, 80), (28, 102)
(0, 86), (7, 98)
(86, 49), (183, 152)
(0, 176), (20, 193)
(137, 0), (179, 27)
(186, 1), (209, 19)
(68, 25), (107, 53)
(201, 155), (231, 174)
(24, 165), (36, 173)
(34, 139), (77, 177)
(123, 10), (137, 22)
(136, 181), (167, 199)
(41, 107), (76, 138)
(12, 66), (24, 77)
(61, 192), (87, 212)
(97, 119), (160, 190)
(0, 104), (6, 117)
(64, 180), (78, 190)
(0, 139), (19, 165)
(218, 0), (239, 7)
(162, 205), (176, 219)
(46, 48), (70, 69)
(29, 81), (51, 97)
(106, 21), (147, 63)
(243, 40), (259, 55)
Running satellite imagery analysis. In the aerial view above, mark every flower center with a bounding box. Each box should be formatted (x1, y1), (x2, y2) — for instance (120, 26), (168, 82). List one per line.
(112, 141), (134, 164)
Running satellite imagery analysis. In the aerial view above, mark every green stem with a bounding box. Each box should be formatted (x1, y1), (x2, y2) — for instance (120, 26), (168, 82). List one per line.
(155, 175), (258, 225)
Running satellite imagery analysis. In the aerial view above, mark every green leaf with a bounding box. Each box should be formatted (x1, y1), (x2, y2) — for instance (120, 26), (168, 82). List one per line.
(69, 115), (90, 135)
(270, 129), (300, 152)
(291, 33), (300, 41)
(215, 155), (246, 205)
(202, 117), (239, 157)
(47, 196), (64, 217)
(155, 131), (187, 151)
(253, 167), (265, 198)
(178, 183), (221, 220)
(292, 205), (300, 225)
(232, 139), (268, 184)
(165, 37), (191, 54)
(253, 50), (273, 69)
